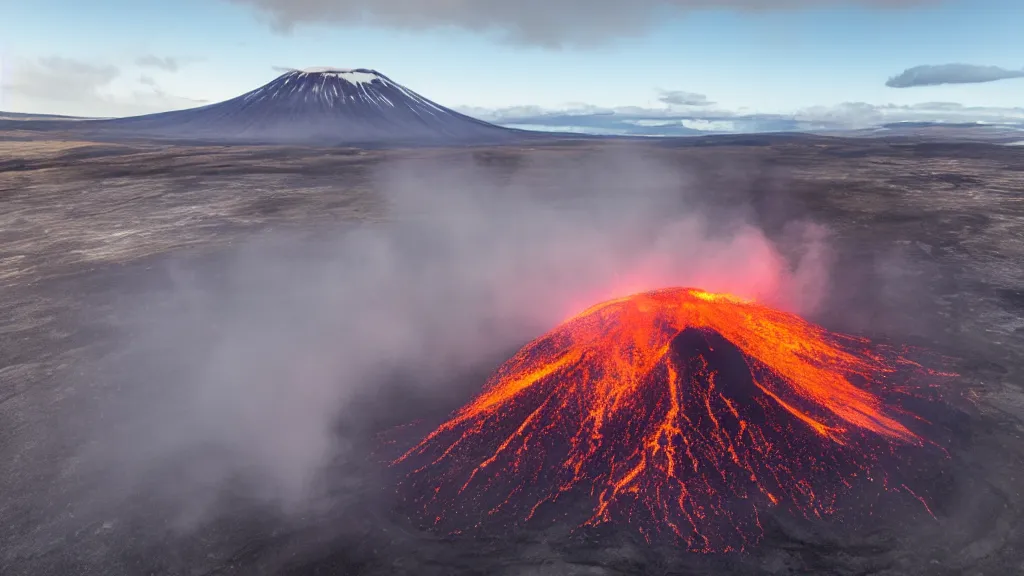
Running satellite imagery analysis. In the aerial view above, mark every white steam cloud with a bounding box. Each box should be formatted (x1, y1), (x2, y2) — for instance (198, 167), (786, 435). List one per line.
(78, 149), (832, 529)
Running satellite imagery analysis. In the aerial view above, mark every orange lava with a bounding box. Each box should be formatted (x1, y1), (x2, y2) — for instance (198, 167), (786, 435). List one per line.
(395, 287), (949, 551)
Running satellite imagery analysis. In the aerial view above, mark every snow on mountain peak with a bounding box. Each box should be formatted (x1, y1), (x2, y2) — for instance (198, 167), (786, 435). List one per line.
(291, 67), (382, 85)
(89, 65), (529, 145)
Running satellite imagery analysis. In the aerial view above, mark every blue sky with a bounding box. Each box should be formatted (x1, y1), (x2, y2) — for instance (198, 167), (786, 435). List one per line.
(1, 0), (1022, 131)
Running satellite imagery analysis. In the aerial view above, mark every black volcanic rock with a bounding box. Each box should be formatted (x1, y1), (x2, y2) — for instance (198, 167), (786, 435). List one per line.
(84, 68), (533, 145)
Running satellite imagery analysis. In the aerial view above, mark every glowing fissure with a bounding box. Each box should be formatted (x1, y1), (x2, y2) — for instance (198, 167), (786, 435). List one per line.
(395, 287), (947, 551)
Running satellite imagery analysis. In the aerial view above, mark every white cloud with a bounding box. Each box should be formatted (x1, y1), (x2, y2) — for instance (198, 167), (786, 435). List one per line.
(657, 90), (714, 107)
(887, 64), (1024, 88)
(460, 99), (1024, 136)
(0, 55), (208, 117)
(222, 0), (940, 47)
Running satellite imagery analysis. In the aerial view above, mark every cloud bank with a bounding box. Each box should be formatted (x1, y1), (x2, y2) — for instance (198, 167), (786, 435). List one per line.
(3, 56), (120, 102)
(461, 100), (1024, 136)
(886, 64), (1024, 88)
(0, 56), (207, 117)
(223, 0), (939, 46)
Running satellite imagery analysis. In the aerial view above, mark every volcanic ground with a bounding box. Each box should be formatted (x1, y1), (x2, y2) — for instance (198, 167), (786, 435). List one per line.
(394, 288), (961, 555)
(1, 133), (1024, 576)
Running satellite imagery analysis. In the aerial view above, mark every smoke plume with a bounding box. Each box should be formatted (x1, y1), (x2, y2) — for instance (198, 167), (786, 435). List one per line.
(77, 149), (832, 532)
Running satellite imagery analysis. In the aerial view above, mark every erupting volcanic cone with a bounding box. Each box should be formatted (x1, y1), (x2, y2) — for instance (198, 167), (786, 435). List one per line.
(394, 288), (952, 552)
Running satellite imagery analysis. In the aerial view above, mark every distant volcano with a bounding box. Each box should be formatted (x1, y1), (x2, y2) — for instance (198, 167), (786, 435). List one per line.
(84, 67), (532, 145)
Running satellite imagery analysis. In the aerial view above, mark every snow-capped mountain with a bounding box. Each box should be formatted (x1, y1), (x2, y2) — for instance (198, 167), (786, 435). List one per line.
(89, 68), (528, 145)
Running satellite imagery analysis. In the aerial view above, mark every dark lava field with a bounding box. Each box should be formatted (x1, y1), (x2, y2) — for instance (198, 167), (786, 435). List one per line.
(1, 134), (1023, 575)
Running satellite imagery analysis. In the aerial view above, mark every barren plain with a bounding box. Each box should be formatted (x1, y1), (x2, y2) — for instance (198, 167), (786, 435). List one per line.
(1, 134), (1023, 575)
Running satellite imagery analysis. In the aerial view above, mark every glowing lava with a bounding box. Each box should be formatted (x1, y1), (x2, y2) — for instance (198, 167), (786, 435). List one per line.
(395, 287), (950, 551)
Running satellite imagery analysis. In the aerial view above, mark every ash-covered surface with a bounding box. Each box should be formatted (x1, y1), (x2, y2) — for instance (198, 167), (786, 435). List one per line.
(1, 135), (1023, 575)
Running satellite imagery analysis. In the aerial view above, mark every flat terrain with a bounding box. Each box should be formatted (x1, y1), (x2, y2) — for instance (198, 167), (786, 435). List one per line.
(1, 133), (1023, 575)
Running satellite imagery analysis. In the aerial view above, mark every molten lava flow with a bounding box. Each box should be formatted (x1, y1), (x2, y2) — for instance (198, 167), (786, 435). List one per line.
(395, 287), (949, 551)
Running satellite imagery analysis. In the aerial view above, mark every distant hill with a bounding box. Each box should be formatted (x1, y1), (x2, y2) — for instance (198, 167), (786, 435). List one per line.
(1, 68), (548, 146)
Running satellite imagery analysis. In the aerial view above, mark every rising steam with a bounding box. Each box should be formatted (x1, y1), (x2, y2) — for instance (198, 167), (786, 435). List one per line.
(79, 149), (834, 529)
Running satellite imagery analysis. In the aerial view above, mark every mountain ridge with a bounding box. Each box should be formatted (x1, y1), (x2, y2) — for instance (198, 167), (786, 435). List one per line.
(78, 67), (529, 145)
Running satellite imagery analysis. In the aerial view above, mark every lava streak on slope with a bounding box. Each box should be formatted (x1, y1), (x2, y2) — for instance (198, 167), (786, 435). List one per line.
(394, 288), (953, 552)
